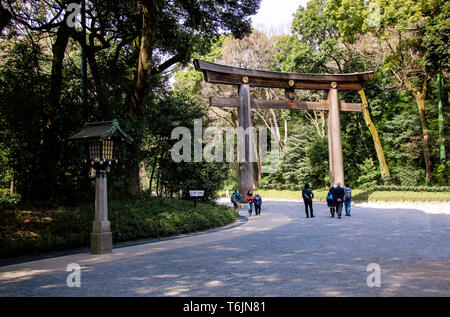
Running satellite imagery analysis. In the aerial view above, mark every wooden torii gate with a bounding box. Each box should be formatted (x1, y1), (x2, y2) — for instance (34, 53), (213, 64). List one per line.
(193, 59), (374, 195)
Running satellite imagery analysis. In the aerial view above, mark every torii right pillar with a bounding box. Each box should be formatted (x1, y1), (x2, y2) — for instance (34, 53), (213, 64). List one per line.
(327, 83), (345, 187)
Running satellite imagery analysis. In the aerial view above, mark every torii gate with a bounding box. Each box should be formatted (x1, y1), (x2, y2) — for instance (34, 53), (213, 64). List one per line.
(193, 59), (373, 195)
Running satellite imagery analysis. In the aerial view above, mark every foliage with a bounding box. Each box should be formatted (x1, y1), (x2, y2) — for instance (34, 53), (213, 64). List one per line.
(0, 189), (20, 210)
(260, 123), (330, 190)
(0, 0), (262, 203)
(0, 37), (91, 203)
(356, 158), (381, 187)
(0, 0), (448, 254)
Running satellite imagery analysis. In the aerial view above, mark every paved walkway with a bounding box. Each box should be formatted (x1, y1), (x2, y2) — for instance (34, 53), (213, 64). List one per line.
(0, 200), (449, 296)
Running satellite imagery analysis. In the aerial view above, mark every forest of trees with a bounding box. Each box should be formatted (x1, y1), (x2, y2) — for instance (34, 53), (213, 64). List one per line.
(0, 0), (448, 206)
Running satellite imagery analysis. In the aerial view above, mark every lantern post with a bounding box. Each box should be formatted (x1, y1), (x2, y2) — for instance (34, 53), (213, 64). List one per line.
(68, 120), (133, 254)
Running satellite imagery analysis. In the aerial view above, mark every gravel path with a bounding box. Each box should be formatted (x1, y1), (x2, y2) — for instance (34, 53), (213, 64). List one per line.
(0, 200), (449, 297)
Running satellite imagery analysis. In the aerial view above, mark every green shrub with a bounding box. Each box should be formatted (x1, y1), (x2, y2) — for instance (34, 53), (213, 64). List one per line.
(0, 195), (237, 258)
(0, 193), (21, 210)
(390, 165), (425, 186)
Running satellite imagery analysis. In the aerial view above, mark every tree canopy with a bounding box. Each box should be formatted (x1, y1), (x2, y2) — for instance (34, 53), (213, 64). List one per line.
(0, 0), (448, 206)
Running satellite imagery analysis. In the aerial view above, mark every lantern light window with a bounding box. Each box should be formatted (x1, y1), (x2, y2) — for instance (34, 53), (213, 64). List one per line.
(69, 119), (133, 167)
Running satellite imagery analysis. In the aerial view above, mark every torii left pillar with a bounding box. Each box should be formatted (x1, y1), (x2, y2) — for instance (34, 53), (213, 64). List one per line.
(327, 84), (345, 187)
(238, 84), (253, 198)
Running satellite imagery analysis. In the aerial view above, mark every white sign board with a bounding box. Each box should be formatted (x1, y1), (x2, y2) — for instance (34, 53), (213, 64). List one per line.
(189, 190), (204, 197)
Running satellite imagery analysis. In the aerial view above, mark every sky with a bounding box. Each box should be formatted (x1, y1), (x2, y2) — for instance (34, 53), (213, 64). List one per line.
(251, 0), (309, 35)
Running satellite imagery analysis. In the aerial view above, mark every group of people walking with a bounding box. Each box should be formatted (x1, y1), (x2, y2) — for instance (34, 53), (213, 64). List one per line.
(325, 183), (352, 218)
(300, 182), (353, 219)
(230, 183), (352, 219)
(301, 182), (352, 219)
(231, 190), (262, 216)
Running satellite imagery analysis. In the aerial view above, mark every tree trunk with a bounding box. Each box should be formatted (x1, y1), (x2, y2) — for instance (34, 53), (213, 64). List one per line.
(130, 0), (156, 119)
(416, 93), (432, 183)
(127, 0), (157, 196)
(321, 111), (326, 138)
(252, 125), (262, 188)
(49, 24), (70, 111)
(139, 162), (150, 191)
(270, 109), (283, 150)
(85, 47), (110, 118)
(40, 21), (71, 200)
(359, 89), (391, 181)
(437, 73), (445, 164)
(404, 78), (432, 183)
(127, 154), (140, 196)
(149, 138), (162, 194)
(9, 178), (14, 196)
(284, 118), (288, 144)
(0, 5), (11, 33)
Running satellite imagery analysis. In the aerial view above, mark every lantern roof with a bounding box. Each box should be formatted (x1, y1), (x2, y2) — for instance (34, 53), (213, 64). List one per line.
(68, 119), (133, 143)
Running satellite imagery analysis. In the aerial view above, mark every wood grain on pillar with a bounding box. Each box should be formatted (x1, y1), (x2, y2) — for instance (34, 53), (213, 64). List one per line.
(238, 84), (253, 197)
(327, 87), (345, 187)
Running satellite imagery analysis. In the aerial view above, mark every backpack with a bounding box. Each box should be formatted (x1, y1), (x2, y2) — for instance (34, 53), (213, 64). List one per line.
(231, 193), (240, 203)
(326, 193), (333, 201)
(344, 188), (352, 201)
(302, 188), (312, 201)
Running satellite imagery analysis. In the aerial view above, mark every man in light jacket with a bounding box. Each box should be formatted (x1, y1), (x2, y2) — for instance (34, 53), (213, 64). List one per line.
(344, 183), (352, 216)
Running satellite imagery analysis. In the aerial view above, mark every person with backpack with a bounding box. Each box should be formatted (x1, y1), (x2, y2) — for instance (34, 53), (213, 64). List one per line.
(230, 190), (242, 215)
(333, 183), (345, 219)
(344, 183), (352, 216)
(301, 183), (314, 218)
(246, 190), (254, 216)
(326, 187), (336, 217)
(253, 192), (262, 216)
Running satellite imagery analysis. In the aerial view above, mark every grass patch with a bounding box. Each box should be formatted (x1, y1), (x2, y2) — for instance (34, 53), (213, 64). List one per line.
(220, 189), (450, 203)
(352, 190), (450, 202)
(0, 195), (237, 259)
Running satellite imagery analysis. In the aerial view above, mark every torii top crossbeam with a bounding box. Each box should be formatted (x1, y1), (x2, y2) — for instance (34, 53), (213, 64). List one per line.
(193, 59), (373, 91)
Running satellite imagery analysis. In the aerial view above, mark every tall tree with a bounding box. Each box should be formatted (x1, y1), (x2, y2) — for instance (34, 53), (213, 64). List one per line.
(127, 0), (261, 194)
(421, 1), (449, 165)
(327, 0), (450, 183)
(277, 0), (391, 182)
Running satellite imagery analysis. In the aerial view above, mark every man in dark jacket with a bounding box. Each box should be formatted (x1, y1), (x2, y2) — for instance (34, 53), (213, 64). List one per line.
(302, 184), (314, 218)
(333, 183), (345, 219)
(253, 193), (262, 215)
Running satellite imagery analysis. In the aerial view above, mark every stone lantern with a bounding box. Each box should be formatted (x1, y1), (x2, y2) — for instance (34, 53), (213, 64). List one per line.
(68, 120), (133, 254)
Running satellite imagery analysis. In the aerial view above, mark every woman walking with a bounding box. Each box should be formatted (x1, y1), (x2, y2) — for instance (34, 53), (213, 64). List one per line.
(246, 190), (254, 216)
(326, 187), (336, 217)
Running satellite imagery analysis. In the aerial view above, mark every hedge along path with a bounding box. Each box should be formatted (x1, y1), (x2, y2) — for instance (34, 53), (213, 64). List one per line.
(238, 189), (450, 203)
(0, 207), (291, 286)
